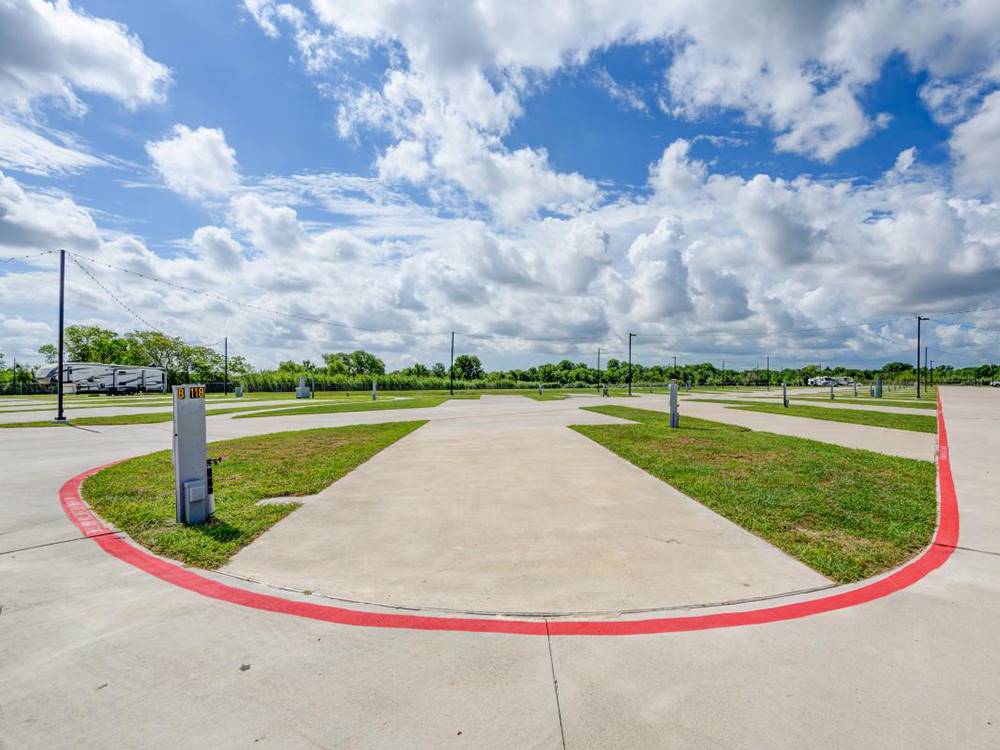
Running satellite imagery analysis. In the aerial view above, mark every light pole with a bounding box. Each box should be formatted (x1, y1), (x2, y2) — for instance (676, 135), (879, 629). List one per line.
(627, 332), (635, 396)
(916, 316), (929, 398)
(55, 249), (67, 423)
(596, 347), (601, 393)
(449, 331), (455, 396)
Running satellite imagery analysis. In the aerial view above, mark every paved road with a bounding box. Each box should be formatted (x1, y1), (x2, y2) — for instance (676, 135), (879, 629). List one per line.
(0, 388), (996, 748)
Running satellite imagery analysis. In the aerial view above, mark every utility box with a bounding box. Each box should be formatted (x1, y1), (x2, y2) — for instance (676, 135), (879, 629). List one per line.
(295, 375), (311, 399)
(234, 385), (244, 398)
(669, 380), (680, 428)
(172, 384), (209, 525)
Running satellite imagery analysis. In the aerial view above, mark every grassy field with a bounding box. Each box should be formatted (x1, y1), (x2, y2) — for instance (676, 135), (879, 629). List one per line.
(795, 396), (937, 410)
(689, 399), (938, 433)
(81, 422), (425, 568)
(573, 406), (937, 582)
(0, 401), (340, 428)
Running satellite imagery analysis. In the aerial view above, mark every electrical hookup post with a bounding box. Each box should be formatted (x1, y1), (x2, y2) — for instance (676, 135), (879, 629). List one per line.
(172, 384), (211, 525)
(669, 380), (680, 429)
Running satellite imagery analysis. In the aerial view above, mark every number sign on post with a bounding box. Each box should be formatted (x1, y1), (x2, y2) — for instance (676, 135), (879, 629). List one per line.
(173, 384), (209, 525)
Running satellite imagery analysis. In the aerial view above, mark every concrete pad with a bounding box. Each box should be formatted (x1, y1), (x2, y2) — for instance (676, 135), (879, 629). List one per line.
(223, 402), (829, 614)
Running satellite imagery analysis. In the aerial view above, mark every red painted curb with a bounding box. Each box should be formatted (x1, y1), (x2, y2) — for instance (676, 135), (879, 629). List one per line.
(60, 395), (958, 636)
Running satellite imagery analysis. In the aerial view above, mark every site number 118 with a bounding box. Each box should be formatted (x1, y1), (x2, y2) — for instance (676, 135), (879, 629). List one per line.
(176, 386), (206, 400)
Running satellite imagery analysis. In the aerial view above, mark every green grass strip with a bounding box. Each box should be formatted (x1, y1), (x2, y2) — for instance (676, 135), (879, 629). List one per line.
(794, 396), (937, 410)
(573, 406), (936, 582)
(0, 402), (331, 427)
(232, 393), (483, 418)
(687, 399), (937, 433)
(81, 421), (425, 568)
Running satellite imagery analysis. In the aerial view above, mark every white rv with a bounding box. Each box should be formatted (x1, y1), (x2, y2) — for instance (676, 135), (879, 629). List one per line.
(34, 362), (167, 395)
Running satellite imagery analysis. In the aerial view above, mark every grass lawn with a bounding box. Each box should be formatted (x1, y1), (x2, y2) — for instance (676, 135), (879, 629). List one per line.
(688, 399), (937, 433)
(795, 396), (937, 410)
(573, 406), (937, 582)
(0, 401), (334, 428)
(233, 392), (485, 418)
(81, 421), (425, 568)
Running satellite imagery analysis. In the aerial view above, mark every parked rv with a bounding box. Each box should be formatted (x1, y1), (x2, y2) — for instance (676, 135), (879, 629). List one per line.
(34, 363), (167, 395)
(807, 376), (854, 386)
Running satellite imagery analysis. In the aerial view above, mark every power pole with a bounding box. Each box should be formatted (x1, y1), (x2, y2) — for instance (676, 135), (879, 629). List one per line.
(721, 359), (725, 387)
(673, 354), (677, 380)
(55, 249), (67, 423)
(596, 347), (601, 392)
(628, 332), (635, 396)
(916, 316), (929, 398)
(449, 331), (455, 396)
(766, 355), (770, 390)
(223, 337), (228, 395)
(929, 358), (934, 386)
(924, 346), (928, 392)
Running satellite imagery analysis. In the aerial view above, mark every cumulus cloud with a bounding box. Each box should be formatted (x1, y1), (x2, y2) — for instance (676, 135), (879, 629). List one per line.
(192, 226), (244, 268)
(146, 125), (240, 200)
(951, 90), (1000, 197)
(0, 168), (99, 250)
(0, 0), (170, 113)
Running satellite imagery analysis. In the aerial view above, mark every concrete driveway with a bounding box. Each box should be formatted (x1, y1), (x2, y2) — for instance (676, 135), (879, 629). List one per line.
(0, 388), (996, 748)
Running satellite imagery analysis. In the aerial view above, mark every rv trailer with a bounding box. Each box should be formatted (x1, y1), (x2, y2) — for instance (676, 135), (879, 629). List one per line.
(34, 362), (167, 395)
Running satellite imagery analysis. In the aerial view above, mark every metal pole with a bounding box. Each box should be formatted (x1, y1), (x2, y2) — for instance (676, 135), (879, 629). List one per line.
(916, 316), (928, 398)
(929, 359), (934, 386)
(766, 355), (770, 390)
(596, 347), (601, 393)
(449, 331), (454, 396)
(721, 359), (725, 387)
(224, 337), (228, 395)
(673, 355), (677, 379)
(628, 333), (635, 396)
(55, 249), (66, 422)
(924, 346), (928, 391)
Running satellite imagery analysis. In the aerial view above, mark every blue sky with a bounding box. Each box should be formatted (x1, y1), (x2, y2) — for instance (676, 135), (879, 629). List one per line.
(2, 1), (1000, 371)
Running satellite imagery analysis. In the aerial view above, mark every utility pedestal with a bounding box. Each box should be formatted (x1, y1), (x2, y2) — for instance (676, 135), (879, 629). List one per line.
(172, 384), (209, 525)
(295, 376), (311, 399)
(782, 382), (789, 408)
(875, 377), (883, 398)
(669, 380), (680, 429)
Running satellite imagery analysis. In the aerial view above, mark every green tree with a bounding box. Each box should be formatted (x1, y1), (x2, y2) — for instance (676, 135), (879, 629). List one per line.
(452, 354), (484, 380)
(64, 325), (128, 363)
(38, 344), (57, 363)
(431, 362), (447, 378)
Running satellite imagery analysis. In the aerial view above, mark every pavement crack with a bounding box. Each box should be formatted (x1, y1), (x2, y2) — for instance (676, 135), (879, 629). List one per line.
(544, 619), (568, 750)
(935, 542), (1000, 558)
(0, 531), (121, 556)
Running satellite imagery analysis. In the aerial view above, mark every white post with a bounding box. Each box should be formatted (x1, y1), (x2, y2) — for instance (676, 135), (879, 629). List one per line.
(669, 380), (680, 428)
(371, 380), (377, 400)
(830, 383), (835, 400)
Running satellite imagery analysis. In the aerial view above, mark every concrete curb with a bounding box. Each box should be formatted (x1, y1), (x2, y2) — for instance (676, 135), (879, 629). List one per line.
(58, 395), (958, 637)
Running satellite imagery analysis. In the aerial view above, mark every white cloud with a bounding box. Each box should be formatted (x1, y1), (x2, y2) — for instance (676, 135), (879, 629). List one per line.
(376, 140), (430, 183)
(146, 125), (240, 200)
(951, 90), (1000, 197)
(0, 117), (104, 175)
(192, 226), (244, 268)
(0, 0), (170, 113)
(0, 168), (99, 250)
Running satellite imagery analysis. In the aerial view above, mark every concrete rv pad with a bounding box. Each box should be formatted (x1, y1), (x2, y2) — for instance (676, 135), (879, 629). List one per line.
(222, 400), (829, 614)
(1, 388), (999, 748)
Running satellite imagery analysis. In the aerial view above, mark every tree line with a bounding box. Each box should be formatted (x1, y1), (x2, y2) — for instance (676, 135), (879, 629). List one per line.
(3, 325), (999, 389)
